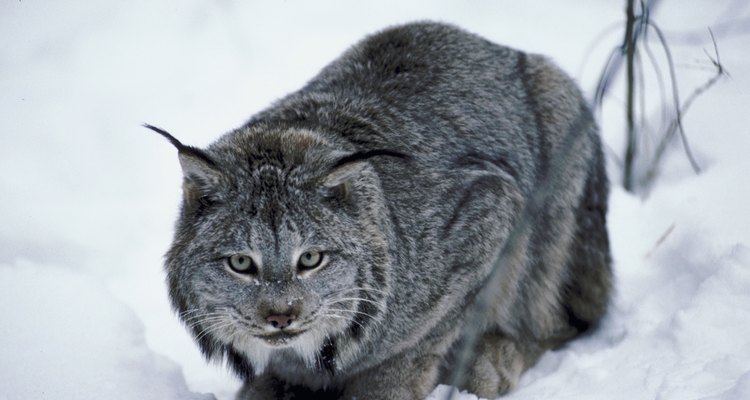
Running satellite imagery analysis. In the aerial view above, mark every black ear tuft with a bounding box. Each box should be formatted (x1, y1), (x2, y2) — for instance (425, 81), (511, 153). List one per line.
(322, 149), (410, 188)
(329, 149), (410, 171)
(143, 123), (184, 150)
(144, 123), (224, 208)
(320, 149), (410, 202)
(143, 123), (218, 168)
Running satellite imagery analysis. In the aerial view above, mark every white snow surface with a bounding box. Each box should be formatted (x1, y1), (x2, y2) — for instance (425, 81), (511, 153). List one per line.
(1, 1), (748, 399)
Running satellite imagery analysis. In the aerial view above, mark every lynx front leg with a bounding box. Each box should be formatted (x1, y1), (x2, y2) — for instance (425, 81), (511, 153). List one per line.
(461, 332), (544, 398)
(343, 352), (442, 400)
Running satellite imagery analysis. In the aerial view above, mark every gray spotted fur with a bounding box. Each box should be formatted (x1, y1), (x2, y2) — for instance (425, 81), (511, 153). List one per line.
(158, 22), (612, 400)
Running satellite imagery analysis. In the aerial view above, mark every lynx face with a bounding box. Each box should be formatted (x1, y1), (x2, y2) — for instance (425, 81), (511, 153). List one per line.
(161, 128), (395, 374)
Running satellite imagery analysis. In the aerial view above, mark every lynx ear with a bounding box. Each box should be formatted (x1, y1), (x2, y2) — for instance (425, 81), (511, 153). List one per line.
(321, 149), (410, 198)
(143, 124), (223, 207)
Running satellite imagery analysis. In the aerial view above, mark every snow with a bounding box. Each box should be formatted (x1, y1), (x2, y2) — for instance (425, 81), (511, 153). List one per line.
(0, 260), (213, 400)
(1, 1), (748, 399)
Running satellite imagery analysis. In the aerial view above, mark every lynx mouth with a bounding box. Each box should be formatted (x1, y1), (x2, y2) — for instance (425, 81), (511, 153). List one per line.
(255, 330), (307, 346)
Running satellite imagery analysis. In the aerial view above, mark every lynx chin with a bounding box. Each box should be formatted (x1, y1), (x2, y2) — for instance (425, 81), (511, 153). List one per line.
(148, 21), (612, 400)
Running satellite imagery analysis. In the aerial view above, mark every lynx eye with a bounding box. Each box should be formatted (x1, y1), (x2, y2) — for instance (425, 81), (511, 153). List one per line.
(298, 251), (323, 271)
(227, 254), (257, 274)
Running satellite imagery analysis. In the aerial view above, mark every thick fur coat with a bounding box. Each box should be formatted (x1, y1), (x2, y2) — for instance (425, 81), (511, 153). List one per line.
(156, 22), (612, 400)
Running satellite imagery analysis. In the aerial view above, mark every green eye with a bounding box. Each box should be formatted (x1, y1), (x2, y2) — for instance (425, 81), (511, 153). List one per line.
(298, 251), (323, 270)
(228, 254), (256, 274)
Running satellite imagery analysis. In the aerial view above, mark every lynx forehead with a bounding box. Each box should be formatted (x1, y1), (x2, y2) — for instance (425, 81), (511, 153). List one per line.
(152, 21), (612, 400)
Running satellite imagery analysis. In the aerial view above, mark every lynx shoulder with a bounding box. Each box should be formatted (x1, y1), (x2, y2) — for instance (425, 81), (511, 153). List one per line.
(150, 21), (612, 399)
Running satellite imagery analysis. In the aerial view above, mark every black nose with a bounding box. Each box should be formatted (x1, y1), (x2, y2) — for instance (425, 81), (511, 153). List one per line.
(266, 314), (296, 329)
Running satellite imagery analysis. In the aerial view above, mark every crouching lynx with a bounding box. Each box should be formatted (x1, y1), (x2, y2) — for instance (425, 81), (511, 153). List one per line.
(149, 22), (612, 400)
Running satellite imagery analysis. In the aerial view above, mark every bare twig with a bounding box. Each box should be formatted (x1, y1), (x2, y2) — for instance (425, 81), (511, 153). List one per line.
(644, 21), (702, 175)
(589, 0), (727, 193)
(593, 47), (623, 109)
(641, 27), (670, 129)
(623, 0), (638, 191)
(592, 0), (661, 108)
(577, 22), (623, 82)
(642, 28), (726, 187)
(665, 17), (750, 43)
(645, 223), (676, 258)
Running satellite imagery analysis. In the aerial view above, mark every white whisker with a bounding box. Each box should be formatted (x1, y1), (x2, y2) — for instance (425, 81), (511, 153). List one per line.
(325, 308), (383, 328)
(322, 313), (367, 331)
(326, 287), (388, 297)
(324, 297), (382, 307)
(326, 308), (380, 320)
(186, 316), (228, 329)
(182, 312), (228, 324)
(195, 320), (236, 342)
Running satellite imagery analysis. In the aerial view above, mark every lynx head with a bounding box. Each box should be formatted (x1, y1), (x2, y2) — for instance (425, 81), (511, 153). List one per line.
(146, 124), (405, 377)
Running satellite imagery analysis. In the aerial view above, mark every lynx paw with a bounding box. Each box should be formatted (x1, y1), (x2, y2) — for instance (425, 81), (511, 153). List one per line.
(463, 335), (526, 398)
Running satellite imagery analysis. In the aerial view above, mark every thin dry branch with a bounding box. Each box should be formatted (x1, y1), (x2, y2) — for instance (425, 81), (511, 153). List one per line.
(645, 20), (702, 175)
(593, 47), (622, 109)
(666, 17), (750, 43)
(642, 28), (726, 187)
(591, 0), (721, 193)
(577, 22), (623, 81)
(645, 223), (676, 258)
(592, 0), (661, 108)
(635, 49), (648, 138)
(641, 28), (670, 128)
(623, 0), (638, 191)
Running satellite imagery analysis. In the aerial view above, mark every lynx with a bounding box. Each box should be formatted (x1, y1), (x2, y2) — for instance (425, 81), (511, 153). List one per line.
(149, 22), (612, 400)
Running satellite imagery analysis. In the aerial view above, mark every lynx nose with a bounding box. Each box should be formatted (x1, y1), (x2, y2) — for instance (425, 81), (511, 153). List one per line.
(266, 314), (296, 329)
